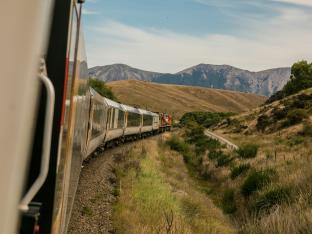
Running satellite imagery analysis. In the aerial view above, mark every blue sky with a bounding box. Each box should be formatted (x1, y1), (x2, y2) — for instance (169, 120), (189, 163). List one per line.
(82, 0), (312, 73)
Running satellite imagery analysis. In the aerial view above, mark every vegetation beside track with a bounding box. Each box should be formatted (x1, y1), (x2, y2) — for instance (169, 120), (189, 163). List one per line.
(112, 135), (234, 234)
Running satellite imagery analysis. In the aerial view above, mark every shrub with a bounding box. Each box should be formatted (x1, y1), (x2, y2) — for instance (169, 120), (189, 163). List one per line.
(236, 144), (259, 159)
(288, 135), (305, 146)
(252, 186), (291, 212)
(166, 135), (189, 154)
(88, 78), (118, 101)
(283, 109), (308, 126)
(216, 154), (233, 167)
(241, 170), (272, 197)
(180, 111), (235, 128)
(301, 123), (312, 136)
(230, 164), (251, 179)
(208, 151), (224, 160)
(221, 189), (237, 214)
(256, 115), (272, 132)
(272, 108), (288, 120)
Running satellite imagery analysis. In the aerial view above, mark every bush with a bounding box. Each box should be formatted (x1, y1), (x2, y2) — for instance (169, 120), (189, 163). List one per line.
(208, 151), (224, 160)
(180, 112), (235, 128)
(88, 78), (118, 101)
(241, 170), (272, 197)
(230, 164), (251, 179)
(216, 154), (233, 167)
(166, 135), (189, 154)
(272, 108), (288, 120)
(301, 123), (312, 136)
(252, 186), (291, 212)
(288, 135), (305, 146)
(256, 115), (272, 132)
(221, 189), (237, 214)
(283, 109), (308, 127)
(236, 144), (259, 159)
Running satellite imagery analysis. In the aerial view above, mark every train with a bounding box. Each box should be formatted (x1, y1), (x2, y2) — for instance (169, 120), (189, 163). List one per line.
(73, 88), (172, 160)
(0, 0), (171, 234)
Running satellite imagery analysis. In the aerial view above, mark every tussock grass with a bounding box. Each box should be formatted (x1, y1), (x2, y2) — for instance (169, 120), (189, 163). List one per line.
(112, 136), (235, 234)
(236, 144), (259, 159)
(230, 164), (251, 179)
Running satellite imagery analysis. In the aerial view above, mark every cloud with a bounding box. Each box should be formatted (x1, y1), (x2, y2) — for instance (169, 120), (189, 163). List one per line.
(273, 0), (312, 7)
(85, 6), (312, 73)
(82, 8), (99, 15)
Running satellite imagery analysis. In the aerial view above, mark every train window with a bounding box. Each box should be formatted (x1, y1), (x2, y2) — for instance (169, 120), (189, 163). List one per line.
(143, 114), (153, 126)
(91, 101), (104, 138)
(117, 110), (124, 128)
(110, 108), (115, 129)
(127, 112), (141, 127)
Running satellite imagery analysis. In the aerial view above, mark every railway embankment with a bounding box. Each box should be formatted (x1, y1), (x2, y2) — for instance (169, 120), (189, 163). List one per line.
(69, 134), (235, 233)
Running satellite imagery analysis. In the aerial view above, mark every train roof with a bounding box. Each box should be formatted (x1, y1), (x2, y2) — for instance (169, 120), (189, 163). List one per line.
(138, 108), (158, 117)
(104, 97), (123, 110)
(121, 104), (141, 114)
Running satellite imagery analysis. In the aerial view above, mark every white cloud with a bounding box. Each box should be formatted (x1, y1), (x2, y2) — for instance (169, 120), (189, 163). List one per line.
(86, 7), (312, 73)
(273, 0), (312, 7)
(82, 8), (99, 15)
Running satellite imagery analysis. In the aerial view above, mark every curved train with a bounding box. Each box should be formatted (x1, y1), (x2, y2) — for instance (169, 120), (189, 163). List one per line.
(74, 88), (172, 160)
(0, 0), (171, 234)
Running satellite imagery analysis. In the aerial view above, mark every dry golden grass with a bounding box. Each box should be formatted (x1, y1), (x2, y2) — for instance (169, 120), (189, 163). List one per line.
(107, 80), (266, 119)
(205, 89), (312, 233)
(112, 135), (235, 234)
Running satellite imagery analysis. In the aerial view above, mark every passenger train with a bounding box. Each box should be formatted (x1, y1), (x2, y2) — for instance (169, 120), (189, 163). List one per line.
(0, 0), (171, 234)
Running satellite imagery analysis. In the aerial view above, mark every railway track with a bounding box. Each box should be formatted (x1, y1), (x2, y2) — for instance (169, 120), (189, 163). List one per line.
(204, 130), (238, 150)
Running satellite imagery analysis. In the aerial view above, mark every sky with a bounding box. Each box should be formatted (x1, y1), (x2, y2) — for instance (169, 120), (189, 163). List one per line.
(82, 0), (312, 73)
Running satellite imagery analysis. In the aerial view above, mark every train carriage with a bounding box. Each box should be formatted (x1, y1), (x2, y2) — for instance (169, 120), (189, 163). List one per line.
(103, 97), (125, 145)
(85, 89), (108, 157)
(122, 104), (142, 139)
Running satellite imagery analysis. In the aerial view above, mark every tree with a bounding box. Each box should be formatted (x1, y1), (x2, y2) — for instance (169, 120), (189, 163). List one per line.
(266, 60), (312, 103)
(88, 78), (118, 101)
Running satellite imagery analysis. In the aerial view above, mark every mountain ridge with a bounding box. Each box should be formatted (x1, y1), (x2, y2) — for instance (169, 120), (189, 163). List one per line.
(89, 63), (291, 96)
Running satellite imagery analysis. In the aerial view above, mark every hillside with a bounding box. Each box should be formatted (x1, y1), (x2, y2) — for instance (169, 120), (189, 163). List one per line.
(89, 63), (290, 96)
(189, 87), (312, 233)
(107, 80), (266, 119)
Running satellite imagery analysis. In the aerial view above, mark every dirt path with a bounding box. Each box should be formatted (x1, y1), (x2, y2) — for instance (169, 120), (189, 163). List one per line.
(67, 143), (134, 234)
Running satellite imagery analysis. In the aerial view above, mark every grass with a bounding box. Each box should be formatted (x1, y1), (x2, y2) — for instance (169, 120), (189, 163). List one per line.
(230, 164), (251, 179)
(236, 144), (259, 159)
(221, 189), (237, 214)
(112, 136), (235, 234)
(81, 206), (93, 216)
(252, 186), (291, 212)
(108, 79), (266, 119)
(241, 170), (273, 197)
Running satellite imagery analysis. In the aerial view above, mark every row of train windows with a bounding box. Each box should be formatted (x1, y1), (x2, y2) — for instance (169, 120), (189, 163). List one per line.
(92, 107), (156, 134)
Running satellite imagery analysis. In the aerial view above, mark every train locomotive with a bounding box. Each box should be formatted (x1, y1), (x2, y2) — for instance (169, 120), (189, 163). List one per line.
(0, 0), (171, 233)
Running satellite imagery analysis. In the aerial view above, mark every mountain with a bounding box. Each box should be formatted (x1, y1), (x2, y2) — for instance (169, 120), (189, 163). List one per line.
(89, 63), (291, 96)
(88, 64), (161, 82)
(153, 64), (291, 96)
(107, 80), (267, 119)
